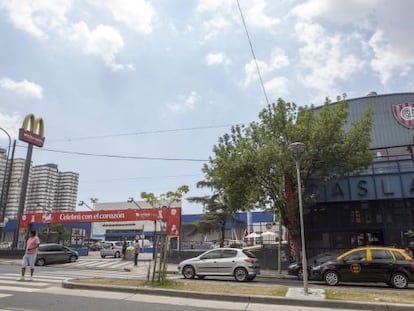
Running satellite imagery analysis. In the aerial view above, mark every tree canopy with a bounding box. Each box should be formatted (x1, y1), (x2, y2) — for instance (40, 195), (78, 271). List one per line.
(200, 97), (374, 248)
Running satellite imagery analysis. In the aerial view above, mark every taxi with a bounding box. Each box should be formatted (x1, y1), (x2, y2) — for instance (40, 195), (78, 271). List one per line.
(310, 246), (414, 288)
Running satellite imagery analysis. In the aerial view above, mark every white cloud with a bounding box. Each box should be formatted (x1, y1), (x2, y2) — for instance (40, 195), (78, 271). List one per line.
(0, 0), (71, 39)
(168, 92), (200, 112)
(369, 31), (406, 84)
(290, 1), (414, 86)
(294, 21), (364, 95)
(89, 0), (155, 34)
(0, 78), (43, 99)
(69, 22), (129, 72)
(265, 77), (290, 99)
(198, 0), (280, 40)
(202, 15), (233, 41)
(291, 0), (377, 24)
(206, 53), (230, 66)
(246, 0), (281, 29)
(244, 48), (289, 86)
(0, 112), (21, 140)
(196, 0), (234, 13)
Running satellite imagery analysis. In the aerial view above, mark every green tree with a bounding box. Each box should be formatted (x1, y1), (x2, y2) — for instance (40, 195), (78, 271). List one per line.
(140, 185), (189, 208)
(187, 184), (245, 247)
(202, 97), (374, 253)
(39, 224), (70, 244)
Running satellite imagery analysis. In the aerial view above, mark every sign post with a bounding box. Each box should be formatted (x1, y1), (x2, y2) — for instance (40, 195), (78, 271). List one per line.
(12, 114), (45, 249)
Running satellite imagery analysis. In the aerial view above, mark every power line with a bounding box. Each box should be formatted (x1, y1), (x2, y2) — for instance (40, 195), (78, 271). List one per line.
(48, 124), (236, 143)
(16, 144), (208, 162)
(236, 0), (270, 106)
(82, 174), (203, 184)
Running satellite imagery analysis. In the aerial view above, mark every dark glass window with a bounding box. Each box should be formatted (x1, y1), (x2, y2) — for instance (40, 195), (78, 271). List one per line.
(392, 250), (405, 261)
(222, 250), (237, 258)
(343, 250), (366, 261)
(201, 250), (222, 260)
(371, 249), (392, 260)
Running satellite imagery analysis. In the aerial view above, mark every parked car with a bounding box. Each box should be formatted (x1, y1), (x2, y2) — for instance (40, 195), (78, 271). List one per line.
(177, 247), (260, 282)
(0, 241), (12, 249)
(35, 243), (79, 266)
(310, 246), (414, 288)
(100, 241), (123, 258)
(288, 252), (335, 279)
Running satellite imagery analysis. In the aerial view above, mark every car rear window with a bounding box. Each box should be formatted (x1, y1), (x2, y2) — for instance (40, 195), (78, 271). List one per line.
(371, 249), (393, 260)
(392, 250), (406, 260)
(242, 250), (257, 258)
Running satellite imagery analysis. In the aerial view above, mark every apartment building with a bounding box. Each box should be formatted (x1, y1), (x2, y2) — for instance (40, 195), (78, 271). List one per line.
(0, 149), (79, 219)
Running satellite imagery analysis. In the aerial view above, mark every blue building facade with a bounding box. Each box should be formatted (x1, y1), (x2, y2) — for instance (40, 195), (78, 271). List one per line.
(305, 93), (414, 256)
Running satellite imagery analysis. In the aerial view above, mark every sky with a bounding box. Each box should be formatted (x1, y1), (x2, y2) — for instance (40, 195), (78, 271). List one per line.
(0, 0), (413, 215)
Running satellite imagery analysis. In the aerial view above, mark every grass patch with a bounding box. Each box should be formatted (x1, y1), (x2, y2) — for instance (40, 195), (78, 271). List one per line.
(326, 289), (414, 305)
(72, 278), (287, 297)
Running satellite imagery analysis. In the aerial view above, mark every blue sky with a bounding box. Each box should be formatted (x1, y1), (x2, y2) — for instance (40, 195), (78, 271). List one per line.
(0, 0), (413, 214)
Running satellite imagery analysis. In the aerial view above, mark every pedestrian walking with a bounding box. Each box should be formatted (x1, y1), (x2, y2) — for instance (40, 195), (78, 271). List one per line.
(122, 237), (128, 259)
(18, 230), (40, 281)
(134, 239), (140, 266)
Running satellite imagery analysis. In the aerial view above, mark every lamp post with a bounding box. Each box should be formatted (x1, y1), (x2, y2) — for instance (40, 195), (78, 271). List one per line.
(78, 201), (93, 211)
(127, 197), (141, 208)
(0, 128), (11, 237)
(288, 142), (308, 295)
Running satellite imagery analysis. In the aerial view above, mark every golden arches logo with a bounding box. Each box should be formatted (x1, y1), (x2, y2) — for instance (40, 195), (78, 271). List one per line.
(19, 114), (45, 147)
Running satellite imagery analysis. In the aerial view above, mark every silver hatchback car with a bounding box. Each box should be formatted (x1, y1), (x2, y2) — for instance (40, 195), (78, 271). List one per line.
(100, 241), (123, 258)
(177, 248), (260, 282)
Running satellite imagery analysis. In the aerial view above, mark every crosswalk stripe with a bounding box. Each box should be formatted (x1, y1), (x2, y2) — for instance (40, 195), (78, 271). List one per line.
(0, 294), (12, 298)
(0, 285), (40, 292)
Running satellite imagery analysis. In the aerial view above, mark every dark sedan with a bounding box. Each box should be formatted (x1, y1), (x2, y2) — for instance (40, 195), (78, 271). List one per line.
(288, 252), (335, 279)
(311, 246), (414, 289)
(35, 243), (79, 266)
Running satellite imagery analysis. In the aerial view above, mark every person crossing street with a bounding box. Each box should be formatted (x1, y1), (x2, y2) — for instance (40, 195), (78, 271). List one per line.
(18, 230), (40, 281)
(133, 239), (140, 266)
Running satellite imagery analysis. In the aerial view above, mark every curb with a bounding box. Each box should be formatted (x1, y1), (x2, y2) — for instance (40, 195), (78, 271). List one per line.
(62, 279), (414, 311)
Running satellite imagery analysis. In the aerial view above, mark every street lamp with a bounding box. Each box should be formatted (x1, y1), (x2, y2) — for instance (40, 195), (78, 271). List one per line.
(78, 201), (93, 211)
(0, 128), (11, 221)
(288, 142), (308, 295)
(127, 197), (141, 208)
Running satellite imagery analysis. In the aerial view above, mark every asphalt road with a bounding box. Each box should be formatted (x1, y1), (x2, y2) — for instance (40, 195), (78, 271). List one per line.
(0, 264), (355, 311)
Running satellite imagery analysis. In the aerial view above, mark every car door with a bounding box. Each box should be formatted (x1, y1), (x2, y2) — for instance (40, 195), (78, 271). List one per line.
(50, 245), (67, 263)
(196, 250), (222, 275)
(215, 249), (238, 275)
(338, 249), (369, 282)
(368, 249), (395, 282)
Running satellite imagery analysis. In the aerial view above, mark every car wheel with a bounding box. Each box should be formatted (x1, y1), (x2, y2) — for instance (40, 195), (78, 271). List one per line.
(323, 270), (339, 286)
(69, 255), (77, 263)
(182, 265), (195, 279)
(234, 267), (248, 282)
(247, 275), (256, 281)
(389, 272), (408, 289)
(115, 251), (121, 258)
(101, 255), (106, 258)
(36, 258), (46, 266)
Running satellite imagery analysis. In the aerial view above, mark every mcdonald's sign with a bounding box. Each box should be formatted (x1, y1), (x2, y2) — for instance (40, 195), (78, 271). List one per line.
(19, 114), (45, 147)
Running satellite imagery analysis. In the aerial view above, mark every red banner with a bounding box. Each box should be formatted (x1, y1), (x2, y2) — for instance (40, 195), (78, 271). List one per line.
(20, 207), (181, 237)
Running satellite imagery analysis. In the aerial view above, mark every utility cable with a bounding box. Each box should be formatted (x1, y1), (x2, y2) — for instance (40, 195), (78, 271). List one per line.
(48, 124), (236, 143)
(236, 0), (270, 106)
(16, 144), (208, 162)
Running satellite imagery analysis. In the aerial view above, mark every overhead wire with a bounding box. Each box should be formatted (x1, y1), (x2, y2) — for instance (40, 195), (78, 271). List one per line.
(48, 124), (236, 143)
(236, 0), (270, 106)
(16, 144), (208, 162)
